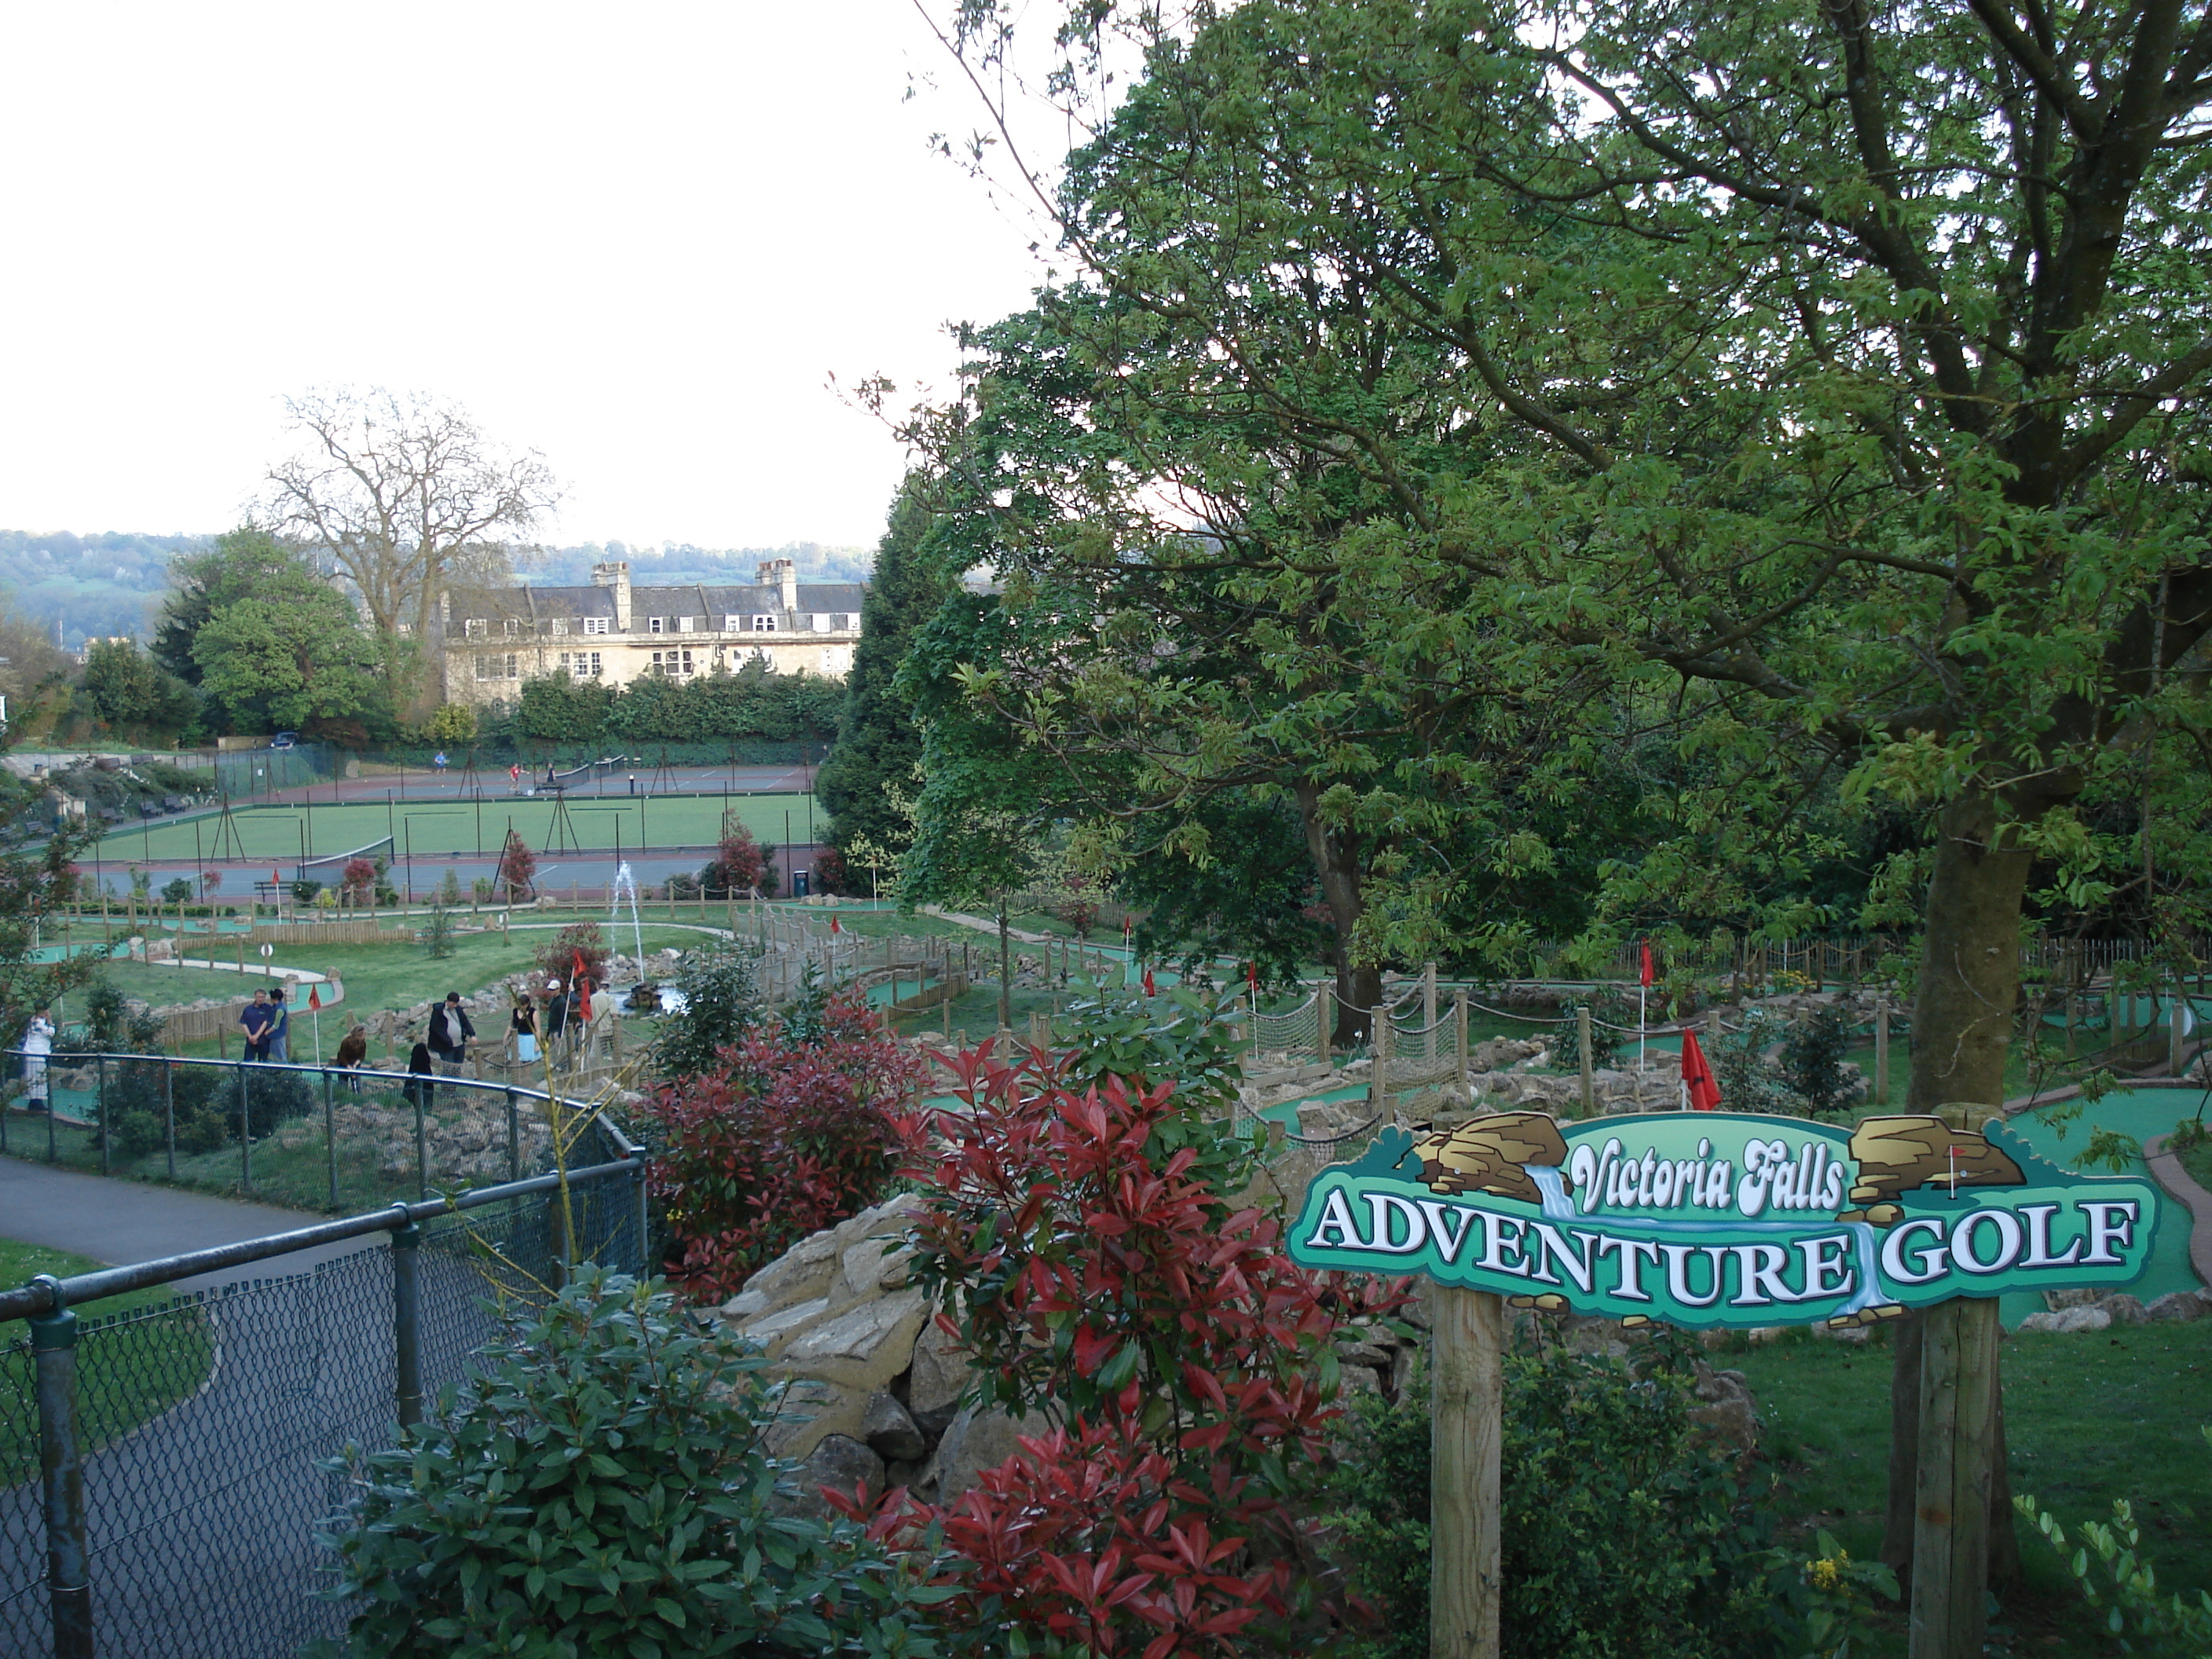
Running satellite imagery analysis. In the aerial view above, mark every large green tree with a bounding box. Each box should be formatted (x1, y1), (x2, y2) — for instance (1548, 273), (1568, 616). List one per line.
(928, 0), (2212, 1632)
(181, 536), (383, 735)
(816, 474), (961, 864)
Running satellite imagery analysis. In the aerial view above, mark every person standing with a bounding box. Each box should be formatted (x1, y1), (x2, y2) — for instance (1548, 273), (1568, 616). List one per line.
(542, 978), (568, 1057)
(402, 1040), (437, 1115)
(266, 984), (291, 1063)
(510, 996), (540, 1068)
(20, 1007), (54, 1112)
(428, 991), (475, 1076)
(238, 988), (273, 1062)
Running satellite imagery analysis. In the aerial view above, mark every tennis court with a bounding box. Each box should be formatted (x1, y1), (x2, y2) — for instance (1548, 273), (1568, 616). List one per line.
(105, 792), (821, 864)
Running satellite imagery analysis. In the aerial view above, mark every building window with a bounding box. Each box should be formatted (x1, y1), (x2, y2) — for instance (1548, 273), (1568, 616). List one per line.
(650, 649), (695, 677)
(723, 613), (743, 632)
(648, 616), (665, 635)
(463, 619), (487, 640)
(549, 617), (569, 637)
(558, 650), (603, 678)
(475, 653), (518, 681)
(752, 614), (776, 632)
(504, 618), (521, 638)
(583, 617), (610, 636)
(677, 616), (694, 633)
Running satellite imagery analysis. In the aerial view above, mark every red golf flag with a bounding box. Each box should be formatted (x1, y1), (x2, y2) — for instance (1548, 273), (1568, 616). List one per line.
(1680, 1029), (1720, 1111)
(308, 984), (321, 1011)
(573, 950), (594, 1020)
(830, 914), (842, 933)
(1142, 968), (1156, 997)
(1247, 961), (1259, 994)
(1639, 939), (1655, 987)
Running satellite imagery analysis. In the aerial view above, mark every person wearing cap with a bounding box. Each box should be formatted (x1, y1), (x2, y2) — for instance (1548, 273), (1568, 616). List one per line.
(543, 979), (569, 1055)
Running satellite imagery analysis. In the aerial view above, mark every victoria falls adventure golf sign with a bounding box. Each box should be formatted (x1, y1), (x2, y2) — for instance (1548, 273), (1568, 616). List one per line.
(1287, 1111), (2161, 1330)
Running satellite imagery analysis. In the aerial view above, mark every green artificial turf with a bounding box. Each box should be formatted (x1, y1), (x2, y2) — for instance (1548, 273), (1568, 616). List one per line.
(0, 1237), (218, 1488)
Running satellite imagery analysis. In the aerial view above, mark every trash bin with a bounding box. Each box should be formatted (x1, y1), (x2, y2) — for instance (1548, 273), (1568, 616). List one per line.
(793, 870), (811, 898)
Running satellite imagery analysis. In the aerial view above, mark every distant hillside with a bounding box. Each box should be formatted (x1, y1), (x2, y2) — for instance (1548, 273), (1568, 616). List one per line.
(0, 532), (874, 646)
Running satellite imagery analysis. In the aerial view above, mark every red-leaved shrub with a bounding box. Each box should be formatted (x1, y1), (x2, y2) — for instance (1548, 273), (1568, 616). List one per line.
(641, 988), (925, 1301)
(851, 1041), (1401, 1659)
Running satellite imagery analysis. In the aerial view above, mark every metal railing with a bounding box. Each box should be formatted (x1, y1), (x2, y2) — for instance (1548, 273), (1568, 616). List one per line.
(3, 1050), (634, 1214)
(1, 1116), (647, 1659)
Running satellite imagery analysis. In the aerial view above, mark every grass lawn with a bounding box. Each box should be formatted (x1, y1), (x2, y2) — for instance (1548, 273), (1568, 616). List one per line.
(0, 1236), (218, 1489)
(1732, 1319), (2212, 1657)
(111, 790), (815, 863)
(37, 921), (729, 1052)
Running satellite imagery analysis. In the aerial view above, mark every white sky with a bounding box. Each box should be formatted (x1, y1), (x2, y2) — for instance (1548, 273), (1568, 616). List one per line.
(0, 2), (1059, 551)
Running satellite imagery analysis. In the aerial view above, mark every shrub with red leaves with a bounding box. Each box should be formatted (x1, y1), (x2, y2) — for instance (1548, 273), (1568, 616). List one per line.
(851, 1042), (1401, 1659)
(640, 987), (926, 1301)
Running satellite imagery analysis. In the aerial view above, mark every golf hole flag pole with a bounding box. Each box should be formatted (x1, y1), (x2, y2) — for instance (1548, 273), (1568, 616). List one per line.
(1290, 1109), (2163, 1659)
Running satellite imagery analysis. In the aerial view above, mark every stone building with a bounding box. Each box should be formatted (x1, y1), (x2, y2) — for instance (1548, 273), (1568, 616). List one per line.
(434, 558), (865, 706)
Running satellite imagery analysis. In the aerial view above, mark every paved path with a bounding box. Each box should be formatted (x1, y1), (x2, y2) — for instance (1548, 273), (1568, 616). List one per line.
(0, 1158), (371, 1291)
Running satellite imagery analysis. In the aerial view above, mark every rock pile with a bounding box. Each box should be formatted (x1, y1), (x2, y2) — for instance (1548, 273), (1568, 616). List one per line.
(716, 1195), (1016, 1516)
(2016, 1284), (2211, 1332)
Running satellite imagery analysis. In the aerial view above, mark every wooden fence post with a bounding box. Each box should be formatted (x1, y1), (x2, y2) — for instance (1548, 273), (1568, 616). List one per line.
(1317, 984), (1332, 1065)
(1577, 1006), (1595, 1116)
(1875, 1000), (1891, 1105)
(1431, 1287), (1503, 1659)
(1455, 988), (1470, 1097)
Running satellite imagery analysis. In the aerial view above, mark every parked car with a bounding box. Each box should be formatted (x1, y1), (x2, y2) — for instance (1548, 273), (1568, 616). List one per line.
(270, 732), (298, 749)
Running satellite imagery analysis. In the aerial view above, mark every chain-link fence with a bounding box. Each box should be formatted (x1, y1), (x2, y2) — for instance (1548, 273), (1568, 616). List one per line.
(0, 1119), (645, 1659)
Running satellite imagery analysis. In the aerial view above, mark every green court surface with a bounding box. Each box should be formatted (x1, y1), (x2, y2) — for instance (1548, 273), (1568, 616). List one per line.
(101, 792), (819, 863)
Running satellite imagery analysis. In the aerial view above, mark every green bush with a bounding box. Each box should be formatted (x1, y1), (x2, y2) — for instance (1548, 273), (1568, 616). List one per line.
(309, 1269), (945, 1659)
(104, 1060), (308, 1155)
(655, 939), (765, 1075)
(1330, 1336), (1790, 1659)
(1781, 1005), (1858, 1114)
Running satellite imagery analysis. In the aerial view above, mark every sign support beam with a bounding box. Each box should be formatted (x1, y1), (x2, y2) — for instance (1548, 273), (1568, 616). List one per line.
(1910, 1295), (1999, 1659)
(1431, 1286), (1503, 1659)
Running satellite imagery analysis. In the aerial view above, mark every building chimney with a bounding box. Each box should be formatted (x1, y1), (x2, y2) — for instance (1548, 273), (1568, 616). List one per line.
(592, 561), (632, 632)
(757, 557), (799, 614)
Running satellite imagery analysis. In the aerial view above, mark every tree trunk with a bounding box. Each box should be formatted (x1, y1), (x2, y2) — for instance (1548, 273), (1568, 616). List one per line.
(1292, 782), (1379, 1046)
(1881, 788), (2030, 1591)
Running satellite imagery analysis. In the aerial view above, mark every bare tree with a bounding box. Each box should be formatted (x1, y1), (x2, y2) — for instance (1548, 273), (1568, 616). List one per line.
(262, 388), (559, 692)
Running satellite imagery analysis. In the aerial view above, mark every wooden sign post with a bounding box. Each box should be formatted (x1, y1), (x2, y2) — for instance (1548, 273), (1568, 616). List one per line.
(1430, 1286), (1503, 1659)
(1287, 1108), (2163, 1659)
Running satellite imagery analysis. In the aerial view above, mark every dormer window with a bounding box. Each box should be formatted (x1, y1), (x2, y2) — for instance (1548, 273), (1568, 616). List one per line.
(752, 614), (776, 632)
(504, 618), (521, 638)
(649, 617), (665, 635)
(723, 613), (743, 632)
(463, 619), (487, 640)
(583, 617), (610, 636)
(550, 617), (569, 637)
(678, 616), (695, 633)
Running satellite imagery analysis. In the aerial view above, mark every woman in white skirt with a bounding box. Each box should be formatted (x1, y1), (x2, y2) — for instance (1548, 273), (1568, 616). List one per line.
(21, 1007), (54, 1112)
(510, 996), (540, 1068)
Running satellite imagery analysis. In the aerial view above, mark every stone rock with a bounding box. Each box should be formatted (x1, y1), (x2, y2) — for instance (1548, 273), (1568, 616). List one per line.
(2045, 1287), (2104, 1311)
(936, 1404), (1028, 1502)
(778, 1288), (928, 1390)
(862, 1390), (928, 1463)
(2147, 1289), (2212, 1322)
(736, 1296), (830, 1359)
(764, 1377), (871, 1460)
(720, 1287), (772, 1321)
(2049, 1303), (2112, 1333)
(742, 1230), (840, 1310)
(1812, 1322), (1871, 1345)
(1688, 1361), (1760, 1454)
(2016, 1311), (2060, 1333)
(839, 1233), (914, 1303)
(908, 1317), (971, 1430)
(2098, 1294), (2150, 1326)
(776, 1434), (884, 1521)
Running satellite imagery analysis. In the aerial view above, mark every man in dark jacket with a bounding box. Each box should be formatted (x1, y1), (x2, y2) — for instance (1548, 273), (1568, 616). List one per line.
(427, 992), (476, 1088)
